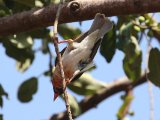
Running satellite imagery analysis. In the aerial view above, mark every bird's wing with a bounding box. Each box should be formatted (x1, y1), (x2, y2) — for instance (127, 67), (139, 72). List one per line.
(88, 38), (102, 62)
(69, 14), (110, 82)
(54, 47), (66, 66)
(74, 31), (89, 43)
(70, 39), (101, 82)
(70, 62), (95, 82)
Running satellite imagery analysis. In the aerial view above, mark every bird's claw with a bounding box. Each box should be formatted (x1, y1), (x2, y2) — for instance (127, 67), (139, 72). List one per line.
(66, 80), (70, 84)
(58, 39), (74, 44)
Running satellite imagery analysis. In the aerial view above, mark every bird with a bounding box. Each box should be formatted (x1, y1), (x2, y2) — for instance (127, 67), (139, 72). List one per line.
(52, 13), (113, 100)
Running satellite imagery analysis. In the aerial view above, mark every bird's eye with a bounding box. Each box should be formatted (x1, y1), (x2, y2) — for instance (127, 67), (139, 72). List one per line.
(54, 87), (64, 94)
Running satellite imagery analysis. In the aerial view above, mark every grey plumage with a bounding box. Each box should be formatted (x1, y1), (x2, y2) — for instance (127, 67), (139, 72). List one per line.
(52, 13), (113, 100)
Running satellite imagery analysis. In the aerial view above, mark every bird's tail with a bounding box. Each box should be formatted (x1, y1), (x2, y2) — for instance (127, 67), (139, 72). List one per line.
(88, 13), (113, 39)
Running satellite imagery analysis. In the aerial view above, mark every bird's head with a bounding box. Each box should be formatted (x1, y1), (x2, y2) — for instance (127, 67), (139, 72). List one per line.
(52, 71), (64, 101)
(53, 87), (64, 101)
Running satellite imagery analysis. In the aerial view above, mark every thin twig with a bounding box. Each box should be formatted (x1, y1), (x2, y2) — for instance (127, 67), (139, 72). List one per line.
(52, 1), (73, 120)
(144, 30), (154, 120)
(148, 80), (154, 120)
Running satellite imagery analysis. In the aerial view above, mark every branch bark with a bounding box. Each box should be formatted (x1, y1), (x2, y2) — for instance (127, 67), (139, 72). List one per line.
(50, 75), (146, 120)
(0, 0), (160, 36)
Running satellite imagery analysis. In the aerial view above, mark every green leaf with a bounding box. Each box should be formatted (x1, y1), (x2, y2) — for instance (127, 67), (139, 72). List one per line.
(41, 39), (49, 54)
(0, 97), (2, 108)
(3, 39), (33, 58)
(58, 24), (81, 39)
(68, 94), (81, 116)
(133, 25), (141, 32)
(2, 40), (34, 72)
(0, 84), (8, 97)
(4, 0), (31, 13)
(138, 16), (145, 22)
(148, 48), (160, 87)
(43, 70), (50, 76)
(49, 0), (60, 4)
(27, 28), (50, 39)
(123, 36), (142, 81)
(117, 22), (133, 51)
(0, 2), (11, 17)
(116, 17), (142, 81)
(0, 84), (8, 108)
(12, 0), (35, 7)
(18, 77), (38, 102)
(100, 26), (116, 63)
(147, 30), (154, 37)
(16, 58), (33, 72)
(0, 114), (3, 120)
(68, 74), (107, 96)
(144, 14), (155, 25)
(117, 16), (138, 27)
(35, 0), (43, 7)
(152, 23), (160, 33)
(10, 34), (33, 49)
(43, 70), (51, 76)
(158, 23), (160, 29)
(43, 67), (55, 77)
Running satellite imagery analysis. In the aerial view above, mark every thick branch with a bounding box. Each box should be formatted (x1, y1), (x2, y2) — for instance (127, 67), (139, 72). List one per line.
(50, 75), (146, 120)
(0, 0), (160, 35)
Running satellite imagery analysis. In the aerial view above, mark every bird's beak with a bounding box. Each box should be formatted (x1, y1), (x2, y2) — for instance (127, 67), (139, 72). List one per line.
(54, 93), (59, 101)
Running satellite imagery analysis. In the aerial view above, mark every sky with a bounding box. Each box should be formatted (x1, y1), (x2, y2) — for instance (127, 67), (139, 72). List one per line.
(0, 17), (160, 120)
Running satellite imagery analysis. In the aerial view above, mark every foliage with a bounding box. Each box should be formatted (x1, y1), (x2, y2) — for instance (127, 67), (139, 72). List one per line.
(117, 91), (134, 119)
(0, 84), (8, 108)
(68, 94), (81, 116)
(123, 36), (142, 81)
(0, 114), (3, 120)
(68, 74), (107, 95)
(0, 0), (160, 120)
(148, 48), (160, 87)
(18, 77), (38, 102)
(100, 24), (116, 63)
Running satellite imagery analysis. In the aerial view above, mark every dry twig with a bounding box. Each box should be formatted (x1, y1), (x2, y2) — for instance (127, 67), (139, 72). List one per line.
(144, 28), (154, 120)
(52, 0), (73, 120)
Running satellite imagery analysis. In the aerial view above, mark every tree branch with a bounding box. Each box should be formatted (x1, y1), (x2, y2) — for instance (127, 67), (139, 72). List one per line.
(50, 75), (146, 120)
(0, 0), (160, 36)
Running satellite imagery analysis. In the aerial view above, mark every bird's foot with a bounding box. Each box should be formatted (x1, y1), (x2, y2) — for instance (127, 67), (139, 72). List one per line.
(58, 39), (74, 44)
(58, 39), (75, 49)
(66, 79), (71, 84)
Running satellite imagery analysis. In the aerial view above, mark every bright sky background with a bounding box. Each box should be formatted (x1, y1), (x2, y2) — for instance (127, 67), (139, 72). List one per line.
(0, 17), (160, 120)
